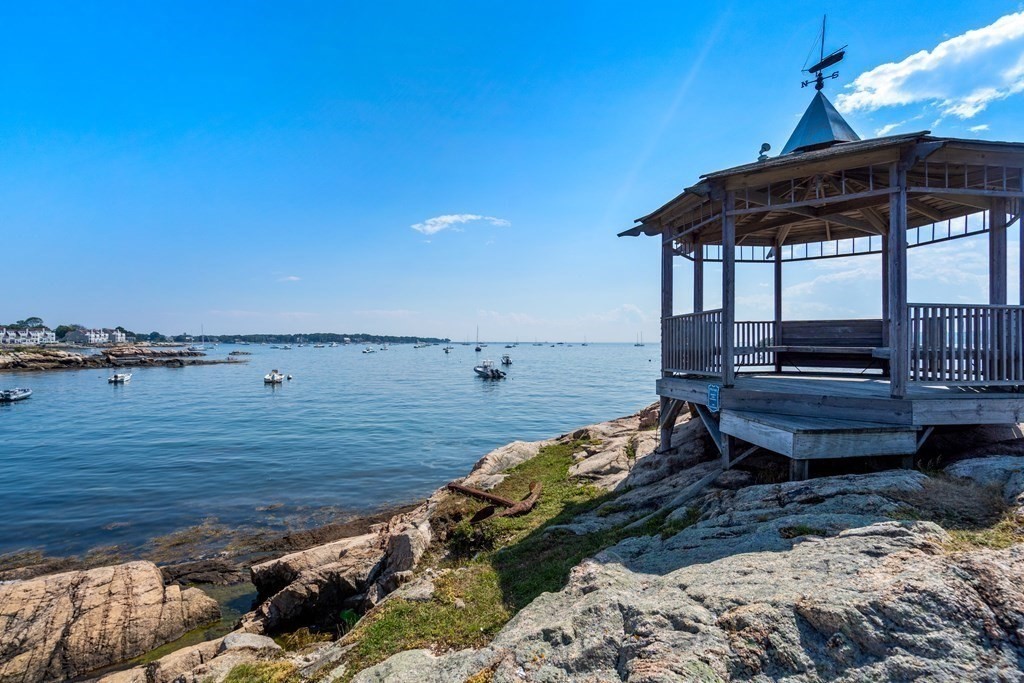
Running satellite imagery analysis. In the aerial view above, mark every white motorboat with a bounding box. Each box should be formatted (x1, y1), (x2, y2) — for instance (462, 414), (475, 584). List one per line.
(413, 341), (429, 348)
(328, 342), (338, 347)
(0, 387), (32, 402)
(281, 345), (292, 350)
(474, 360), (506, 379)
(501, 354), (512, 366)
(313, 344), (325, 348)
(264, 369), (285, 384)
(108, 372), (132, 384)
(363, 346), (376, 354)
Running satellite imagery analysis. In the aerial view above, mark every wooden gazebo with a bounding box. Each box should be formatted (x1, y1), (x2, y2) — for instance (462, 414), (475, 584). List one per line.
(621, 89), (1024, 479)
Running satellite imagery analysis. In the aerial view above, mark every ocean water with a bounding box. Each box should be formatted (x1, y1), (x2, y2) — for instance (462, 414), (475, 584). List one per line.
(0, 343), (659, 556)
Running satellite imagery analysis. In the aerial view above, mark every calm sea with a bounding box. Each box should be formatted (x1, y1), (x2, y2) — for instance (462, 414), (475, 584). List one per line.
(0, 343), (659, 556)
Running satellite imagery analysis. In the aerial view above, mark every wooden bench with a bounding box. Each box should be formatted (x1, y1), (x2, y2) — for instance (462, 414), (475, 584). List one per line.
(770, 319), (889, 372)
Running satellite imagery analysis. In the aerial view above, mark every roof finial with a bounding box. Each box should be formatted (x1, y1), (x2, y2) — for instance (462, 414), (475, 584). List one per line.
(801, 15), (846, 91)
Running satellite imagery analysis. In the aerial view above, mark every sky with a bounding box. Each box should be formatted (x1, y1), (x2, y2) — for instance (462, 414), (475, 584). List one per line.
(3, 2), (1024, 341)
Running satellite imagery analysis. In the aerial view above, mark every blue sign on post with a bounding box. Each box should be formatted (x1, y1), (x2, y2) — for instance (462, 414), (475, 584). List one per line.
(707, 384), (721, 413)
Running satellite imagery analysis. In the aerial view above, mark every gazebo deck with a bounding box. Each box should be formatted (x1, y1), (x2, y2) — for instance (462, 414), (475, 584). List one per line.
(660, 372), (1024, 478)
(659, 372), (1024, 427)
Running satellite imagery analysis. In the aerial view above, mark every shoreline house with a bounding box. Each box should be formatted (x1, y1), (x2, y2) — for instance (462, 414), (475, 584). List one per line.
(65, 328), (111, 345)
(621, 67), (1024, 480)
(0, 327), (57, 346)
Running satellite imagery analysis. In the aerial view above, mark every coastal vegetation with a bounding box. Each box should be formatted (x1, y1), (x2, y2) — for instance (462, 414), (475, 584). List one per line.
(332, 438), (698, 679)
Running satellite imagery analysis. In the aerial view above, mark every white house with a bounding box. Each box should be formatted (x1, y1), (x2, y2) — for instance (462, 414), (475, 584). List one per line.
(0, 327), (57, 346)
(65, 328), (110, 345)
(105, 328), (127, 344)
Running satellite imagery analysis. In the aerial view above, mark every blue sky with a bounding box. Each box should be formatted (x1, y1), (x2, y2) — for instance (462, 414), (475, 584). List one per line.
(3, 2), (1024, 341)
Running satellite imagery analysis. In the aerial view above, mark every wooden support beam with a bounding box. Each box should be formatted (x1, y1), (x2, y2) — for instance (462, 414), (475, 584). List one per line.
(789, 459), (809, 481)
(694, 403), (725, 455)
(881, 235), (890, 346)
(774, 240), (783, 373)
(991, 197), (1008, 305)
(722, 190), (736, 387)
(693, 239), (704, 313)
(907, 199), (944, 222)
(723, 434), (736, 470)
(888, 164), (909, 399)
(662, 223), (674, 366)
(659, 398), (685, 453)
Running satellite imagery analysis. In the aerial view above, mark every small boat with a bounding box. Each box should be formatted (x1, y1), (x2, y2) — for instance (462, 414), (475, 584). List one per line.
(505, 344), (514, 348)
(363, 346), (376, 354)
(329, 342), (338, 347)
(108, 372), (132, 384)
(380, 344), (389, 351)
(187, 345), (205, 352)
(314, 344), (325, 348)
(501, 354), (512, 365)
(264, 369), (285, 383)
(0, 387), (32, 402)
(229, 350), (252, 356)
(635, 332), (645, 347)
(473, 360), (506, 379)
(413, 341), (429, 348)
(281, 345), (292, 350)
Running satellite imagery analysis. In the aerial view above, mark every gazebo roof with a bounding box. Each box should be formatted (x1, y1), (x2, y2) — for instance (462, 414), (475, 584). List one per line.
(620, 127), (1024, 260)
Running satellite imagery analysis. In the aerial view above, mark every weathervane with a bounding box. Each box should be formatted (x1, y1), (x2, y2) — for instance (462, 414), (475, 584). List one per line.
(801, 15), (846, 91)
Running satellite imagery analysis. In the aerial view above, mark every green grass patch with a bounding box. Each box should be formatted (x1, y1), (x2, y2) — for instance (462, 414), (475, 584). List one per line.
(337, 439), (701, 680)
(887, 473), (1024, 551)
(221, 662), (300, 683)
(947, 513), (1024, 550)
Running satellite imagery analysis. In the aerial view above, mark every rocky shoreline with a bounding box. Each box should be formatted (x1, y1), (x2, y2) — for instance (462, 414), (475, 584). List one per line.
(5, 405), (1024, 682)
(0, 346), (243, 371)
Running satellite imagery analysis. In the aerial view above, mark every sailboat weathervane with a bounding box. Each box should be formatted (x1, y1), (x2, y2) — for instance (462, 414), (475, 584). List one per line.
(801, 15), (846, 91)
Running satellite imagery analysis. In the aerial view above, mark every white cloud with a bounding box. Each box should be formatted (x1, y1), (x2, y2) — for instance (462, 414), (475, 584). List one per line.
(969, 123), (990, 132)
(410, 214), (510, 236)
(836, 11), (1024, 120)
(278, 275), (301, 282)
(875, 121), (906, 136)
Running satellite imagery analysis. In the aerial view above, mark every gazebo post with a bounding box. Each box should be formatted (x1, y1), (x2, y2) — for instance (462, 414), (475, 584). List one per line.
(990, 198), (1008, 305)
(773, 240), (782, 372)
(888, 164), (909, 398)
(659, 225), (674, 452)
(722, 190), (736, 387)
(693, 239), (704, 313)
(881, 235), (890, 346)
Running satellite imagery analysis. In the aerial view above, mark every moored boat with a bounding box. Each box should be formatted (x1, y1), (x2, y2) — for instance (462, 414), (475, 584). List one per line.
(501, 354), (512, 365)
(264, 369), (285, 383)
(474, 360), (506, 379)
(108, 372), (132, 384)
(0, 387), (32, 402)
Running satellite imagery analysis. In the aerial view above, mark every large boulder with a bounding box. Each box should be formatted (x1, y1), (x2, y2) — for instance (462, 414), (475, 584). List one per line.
(946, 455), (1024, 504)
(351, 468), (1024, 682)
(0, 561), (219, 683)
(245, 502), (435, 633)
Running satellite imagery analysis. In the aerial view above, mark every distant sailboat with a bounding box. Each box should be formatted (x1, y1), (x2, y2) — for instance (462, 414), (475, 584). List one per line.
(634, 332), (645, 347)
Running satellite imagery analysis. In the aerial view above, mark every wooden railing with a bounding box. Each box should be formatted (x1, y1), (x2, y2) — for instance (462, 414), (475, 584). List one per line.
(663, 313), (776, 375)
(909, 303), (1024, 384)
(735, 320), (776, 367)
(664, 310), (723, 375)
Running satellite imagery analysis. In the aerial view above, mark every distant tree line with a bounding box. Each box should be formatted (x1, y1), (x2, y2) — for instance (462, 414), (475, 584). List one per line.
(6, 318), (446, 344)
(180, 333), (449, 344)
